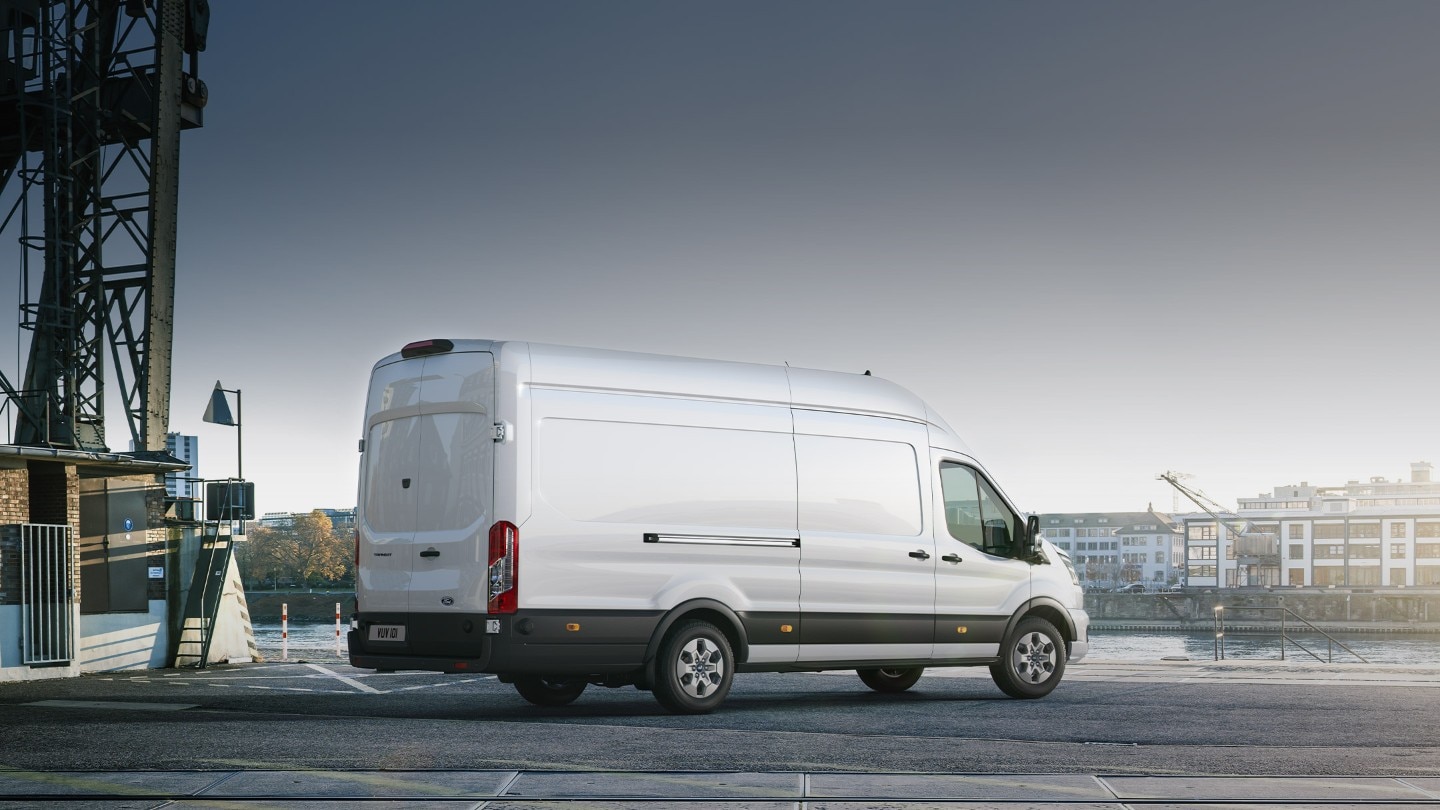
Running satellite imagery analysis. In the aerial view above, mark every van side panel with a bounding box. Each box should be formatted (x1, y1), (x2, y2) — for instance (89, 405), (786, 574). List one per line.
(792, 409), (934, 662)
(524, 386), (801, 663)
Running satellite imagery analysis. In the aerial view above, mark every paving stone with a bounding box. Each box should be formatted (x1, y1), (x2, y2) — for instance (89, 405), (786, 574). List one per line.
(504, 771), (802, 798)
(198, 769), (513, 798)
(1102, 776), (1432, 801)
(808, 773), (1112, 800)
(0, 770), (223, 797)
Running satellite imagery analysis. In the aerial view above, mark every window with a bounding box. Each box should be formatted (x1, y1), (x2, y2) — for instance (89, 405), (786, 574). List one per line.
(1288, 524), (1305, 540)
(1189, 546), (1216, 560)
(1416, 543), (1440, 558)
(1350, 523), (1380, 539)
(1188, 524), (1217, 540)
(1289, 544), (1304, 560)
(1348, 544), (1380, 559)
(1418, 566), (1440, 586)
(1390, 522), (1407, 539)
(1154, 551), (1164, 564)
(1313, 524), (1345, 540)
(1314, 567), (1346, 586)
(1187, 564), (1216, 578)
(1313, 544), (1345, 560)
(1349, 567), (1381, 586)
(940, 463), (1019, 557)
(1389, 568), (1407, 587)
(1417, 523), (1440, 538)
(1288, 568), (1305, 586)
(1391, 543), (1407, 559)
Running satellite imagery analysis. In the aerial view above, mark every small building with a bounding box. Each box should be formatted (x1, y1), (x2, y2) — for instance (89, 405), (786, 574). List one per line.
(0, 447), (188, 681)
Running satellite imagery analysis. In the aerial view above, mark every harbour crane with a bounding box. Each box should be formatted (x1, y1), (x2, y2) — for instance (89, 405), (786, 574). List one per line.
(1159, 471), (1280, 586)
(0, 0), (208, 451)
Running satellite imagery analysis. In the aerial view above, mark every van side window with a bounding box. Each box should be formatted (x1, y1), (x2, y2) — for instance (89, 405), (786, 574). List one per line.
(940, 462), (1020, 557)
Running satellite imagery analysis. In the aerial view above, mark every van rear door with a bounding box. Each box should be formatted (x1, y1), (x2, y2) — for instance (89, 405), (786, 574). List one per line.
(360, 350), (495, 614)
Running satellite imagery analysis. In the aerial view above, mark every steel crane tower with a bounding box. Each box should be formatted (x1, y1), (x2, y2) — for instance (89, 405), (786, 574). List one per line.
(0, 0), (207, 452)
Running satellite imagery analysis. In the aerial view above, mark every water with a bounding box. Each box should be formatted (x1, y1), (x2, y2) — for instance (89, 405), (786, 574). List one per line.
(253, 622), (1440, 666)
(1088, 630), (1440, 665)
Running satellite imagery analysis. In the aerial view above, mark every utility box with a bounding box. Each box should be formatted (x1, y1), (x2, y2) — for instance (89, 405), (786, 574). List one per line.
(206, 481), (254, 521)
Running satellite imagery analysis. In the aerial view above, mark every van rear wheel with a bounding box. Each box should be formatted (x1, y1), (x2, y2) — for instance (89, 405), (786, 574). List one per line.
(990, 616), (1065, 699)
(514, 675), (587, 707)
(857, 667), (924, 693)
(652, 620), (734, 715)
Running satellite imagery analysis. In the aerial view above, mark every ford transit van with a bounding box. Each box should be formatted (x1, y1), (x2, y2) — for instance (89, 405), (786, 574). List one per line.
(348, 339), (1088, 713)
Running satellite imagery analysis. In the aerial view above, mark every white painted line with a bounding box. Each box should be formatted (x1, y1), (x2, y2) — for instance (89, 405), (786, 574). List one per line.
(305, 662), (384, 694)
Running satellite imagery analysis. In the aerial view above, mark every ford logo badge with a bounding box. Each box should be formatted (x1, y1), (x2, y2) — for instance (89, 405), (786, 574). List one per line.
(441, 596), (454, 606)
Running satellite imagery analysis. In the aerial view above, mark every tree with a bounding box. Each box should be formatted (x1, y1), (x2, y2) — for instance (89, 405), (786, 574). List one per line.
(237, 510), (352, 588)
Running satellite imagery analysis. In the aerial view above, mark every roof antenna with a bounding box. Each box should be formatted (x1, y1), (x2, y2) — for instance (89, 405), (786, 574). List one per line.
(863, 370), (872, 376)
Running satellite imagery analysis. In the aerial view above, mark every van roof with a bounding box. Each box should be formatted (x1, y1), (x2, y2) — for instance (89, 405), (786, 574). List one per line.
(378, 339), (964, 441)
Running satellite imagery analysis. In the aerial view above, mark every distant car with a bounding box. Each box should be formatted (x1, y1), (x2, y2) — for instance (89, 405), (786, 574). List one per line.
(1168, 584), (1185, 592)
(1117, 583), (1145, 593)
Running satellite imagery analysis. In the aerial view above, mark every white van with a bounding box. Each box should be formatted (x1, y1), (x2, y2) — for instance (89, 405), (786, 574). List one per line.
(348, 339), (1088, 714)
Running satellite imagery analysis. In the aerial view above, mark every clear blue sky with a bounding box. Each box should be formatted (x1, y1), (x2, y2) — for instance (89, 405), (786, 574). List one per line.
(11, 1), (1440, 515)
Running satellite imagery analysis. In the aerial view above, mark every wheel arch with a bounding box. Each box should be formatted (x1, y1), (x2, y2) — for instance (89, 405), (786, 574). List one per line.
(1005, 597), (1076, 650)
(643, 599), (750, 665)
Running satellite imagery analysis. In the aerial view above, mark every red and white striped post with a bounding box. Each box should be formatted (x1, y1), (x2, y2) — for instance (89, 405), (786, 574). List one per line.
(281, 602), (289, 661)
(335, 602), (342, 656)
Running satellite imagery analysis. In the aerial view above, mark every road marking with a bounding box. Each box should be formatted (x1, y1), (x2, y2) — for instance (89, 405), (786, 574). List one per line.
(304, 662), (383, 694)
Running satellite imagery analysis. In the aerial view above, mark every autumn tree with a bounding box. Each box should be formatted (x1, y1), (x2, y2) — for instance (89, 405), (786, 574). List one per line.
(237, 510), (352, 588)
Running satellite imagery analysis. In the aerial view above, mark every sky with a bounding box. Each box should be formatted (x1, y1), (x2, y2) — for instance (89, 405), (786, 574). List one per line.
(7, 1), (1440, 516)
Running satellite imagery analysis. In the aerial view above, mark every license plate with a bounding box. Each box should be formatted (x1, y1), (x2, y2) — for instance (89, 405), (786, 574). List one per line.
(368, 624), (406, 642)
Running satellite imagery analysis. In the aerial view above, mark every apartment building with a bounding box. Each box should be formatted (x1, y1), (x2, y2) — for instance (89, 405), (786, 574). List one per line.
(1040, 510), (1182, 589)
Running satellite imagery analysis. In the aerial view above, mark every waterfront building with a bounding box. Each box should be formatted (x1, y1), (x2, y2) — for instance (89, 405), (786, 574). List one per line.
(1039, 510), (1182, 589)
(1183, 461), (1440, 589)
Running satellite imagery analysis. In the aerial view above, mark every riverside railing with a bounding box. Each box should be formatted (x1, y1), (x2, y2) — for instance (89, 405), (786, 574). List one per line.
(1212, 605), (1369, 663)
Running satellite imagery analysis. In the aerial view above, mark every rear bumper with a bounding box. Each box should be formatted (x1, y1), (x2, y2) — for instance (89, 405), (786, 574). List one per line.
(348, 610), (652, 675)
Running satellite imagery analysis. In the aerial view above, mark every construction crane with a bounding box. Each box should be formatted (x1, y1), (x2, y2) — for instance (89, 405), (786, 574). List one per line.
(0, 0), (208, 452)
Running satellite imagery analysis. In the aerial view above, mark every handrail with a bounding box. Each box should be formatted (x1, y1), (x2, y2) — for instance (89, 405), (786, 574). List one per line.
(1213, 605), (1369, 663)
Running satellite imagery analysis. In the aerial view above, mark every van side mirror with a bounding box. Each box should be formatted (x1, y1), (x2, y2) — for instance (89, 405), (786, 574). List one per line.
(1023, 514), (1040, 558)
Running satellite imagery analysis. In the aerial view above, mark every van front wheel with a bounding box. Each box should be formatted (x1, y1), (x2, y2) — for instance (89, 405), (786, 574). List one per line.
(990, 616), (1065, 699)
(652, 620), (734, 714)
(514, 675), (587, 707)
(857, 667), (924, 693)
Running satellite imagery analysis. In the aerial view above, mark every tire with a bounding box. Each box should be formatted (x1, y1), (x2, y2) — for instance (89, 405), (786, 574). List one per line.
(513, 675), (587, 707)
(857, 667), (924, 693)
(652, 620), (734, 714)
(989, 616), (1066, 699)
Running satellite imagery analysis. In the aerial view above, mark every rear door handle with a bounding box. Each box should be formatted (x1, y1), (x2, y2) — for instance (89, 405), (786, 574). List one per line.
(908, 550), (930, 560)
(420, 549), (440, 558)
(941, 553), (962, 564)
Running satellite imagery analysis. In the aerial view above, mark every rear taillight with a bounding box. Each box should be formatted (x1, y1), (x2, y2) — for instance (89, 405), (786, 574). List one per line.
(487, 521), (518, 614)
(354, 529), (360, 571)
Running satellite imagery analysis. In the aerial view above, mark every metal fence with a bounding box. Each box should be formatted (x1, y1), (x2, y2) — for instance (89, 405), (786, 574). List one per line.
(20, 524), (74, 665)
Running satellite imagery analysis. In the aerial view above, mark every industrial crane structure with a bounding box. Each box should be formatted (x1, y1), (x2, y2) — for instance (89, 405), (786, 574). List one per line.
(1159, 471), (1281, 587)
(1, 0), (207, 452)
(0, 1), (235, 679)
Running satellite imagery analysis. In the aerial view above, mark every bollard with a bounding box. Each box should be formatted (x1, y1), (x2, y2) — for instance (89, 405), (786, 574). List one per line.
(335, 602), (342, 656)
(282, 602), (289, 662)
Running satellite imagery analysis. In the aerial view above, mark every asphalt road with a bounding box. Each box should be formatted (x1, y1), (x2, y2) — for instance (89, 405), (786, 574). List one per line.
(0, 661), (1436, 777)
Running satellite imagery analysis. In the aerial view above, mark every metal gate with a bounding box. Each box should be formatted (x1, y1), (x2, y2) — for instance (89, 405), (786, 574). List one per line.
(20, 524), (74, 665)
